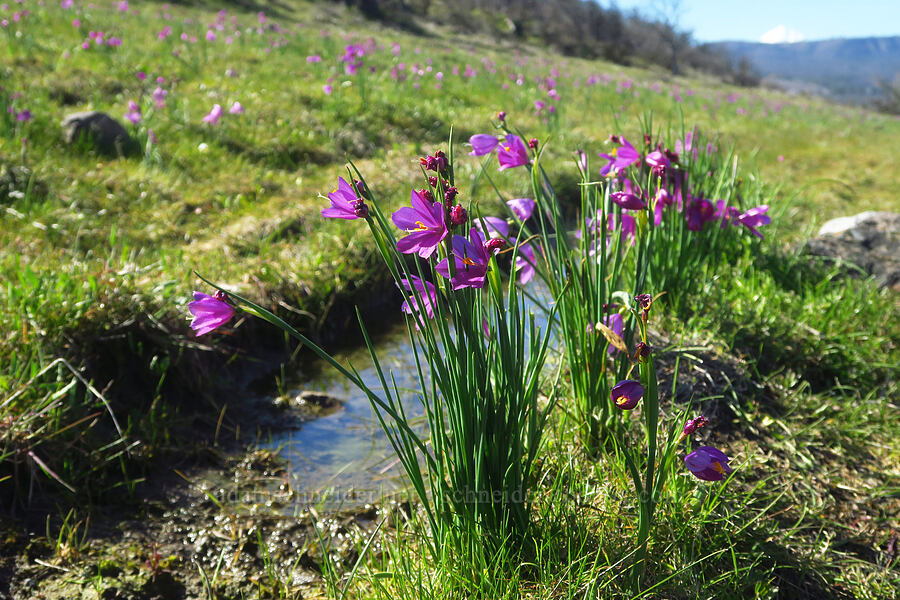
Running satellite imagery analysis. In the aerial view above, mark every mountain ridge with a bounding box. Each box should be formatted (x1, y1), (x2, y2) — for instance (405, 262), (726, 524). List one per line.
(707, 35), (900, 102)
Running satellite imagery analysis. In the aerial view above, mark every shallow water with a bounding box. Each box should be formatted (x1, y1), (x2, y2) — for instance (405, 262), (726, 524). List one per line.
(261, 284), (555, 511)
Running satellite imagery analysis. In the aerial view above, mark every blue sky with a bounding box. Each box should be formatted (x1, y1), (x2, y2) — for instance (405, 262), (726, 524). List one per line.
(605, 0), (900, 42)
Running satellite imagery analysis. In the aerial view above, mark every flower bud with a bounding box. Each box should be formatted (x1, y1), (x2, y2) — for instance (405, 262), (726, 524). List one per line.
(635, 293), (652, 311)
(353, 199), (369, 219)
(449, 203), (467, 226)
(681, 416), (709, 439)
(484, 238), (505, 254)
(633, 341), (652, 362)
(444, 186), (459, 202)
(528, 138), (539, 150)
(497, 111), (506, 122)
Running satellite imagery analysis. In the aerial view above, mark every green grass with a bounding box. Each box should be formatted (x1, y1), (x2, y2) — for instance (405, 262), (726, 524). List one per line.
(1, 0), (899, 598)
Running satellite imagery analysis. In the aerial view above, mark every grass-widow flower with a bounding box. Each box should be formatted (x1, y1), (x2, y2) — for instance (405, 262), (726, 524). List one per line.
(202, 103), (223, 124)
(611, 379), (643, 410)
(468, 134), (499, 156)
(435, 227), (491, 289)
(733, 205), (771, 238)
(321, 177), (366, 220)
(392, 189), (448, 258)
(400, 275), (437, 324)
(685, 446), (733, 481)
(611, 191), (646, 210)
(188, 290), (235, 336)
(497, 134), (529, 170)
(514, 241), (536, 284)
(506, 197), (535, 221)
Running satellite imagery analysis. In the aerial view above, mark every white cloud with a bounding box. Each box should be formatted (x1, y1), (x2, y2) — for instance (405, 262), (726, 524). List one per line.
(760, 25), (805, 44)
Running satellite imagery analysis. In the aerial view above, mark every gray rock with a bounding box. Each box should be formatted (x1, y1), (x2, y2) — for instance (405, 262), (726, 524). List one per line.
(61, 111), (138, 157)
(805, 211), (900, 290)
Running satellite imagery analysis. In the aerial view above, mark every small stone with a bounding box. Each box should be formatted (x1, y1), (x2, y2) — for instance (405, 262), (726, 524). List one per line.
(805, 211), (900, 291)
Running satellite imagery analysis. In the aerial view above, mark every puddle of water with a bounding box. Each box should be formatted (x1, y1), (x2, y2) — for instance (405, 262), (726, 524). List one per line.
(261, 284), (555, 511)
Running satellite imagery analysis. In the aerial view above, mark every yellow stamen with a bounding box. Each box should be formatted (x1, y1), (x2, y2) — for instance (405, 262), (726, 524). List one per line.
(712, 461), (725, 474)
(462, 257), (476, 266)
(410, 220), (428, 232)
(610, 148), (618, 157)
(504, 146), (512, 152)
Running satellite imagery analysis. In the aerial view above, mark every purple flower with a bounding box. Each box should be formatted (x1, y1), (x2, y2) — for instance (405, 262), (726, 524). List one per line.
(598, 137), (640, 177)
(685, 446), (733, 481)
(468, 134), (499, 156)
(611, 191), (646, 210)
(514, 241), (537, 284)
(608, 213), (637, 245)
(685, 198), (716, 231)
(321, 177), (364, 220)
(506, 197), (535, 221)
(611, 379), (643, 410)
(228, 101), (244, 115)
(124, 100), (141, 125)
(400, 275), (437, 324)
(392, 189), (448, 258)
(645, 150), (670, 171)
(152, 86), (167, 109)
(497, 134), (529, 170)
(733, 205), (771, 239)
(15, 109), (32, 122)
(202, 103), (223, 124)
(188, 291), (235, 336)
(435, 227), (491, 290)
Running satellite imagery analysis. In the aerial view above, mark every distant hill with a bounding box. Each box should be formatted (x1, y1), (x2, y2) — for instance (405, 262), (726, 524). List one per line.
(709, 36), (900, 103)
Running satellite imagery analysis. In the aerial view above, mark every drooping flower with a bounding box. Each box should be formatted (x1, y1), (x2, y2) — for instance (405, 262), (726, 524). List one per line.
(435, 227), (491, 290)
(611, 379), (643, 410)
(321, 176), (365, 220)
(468, 134), (499, 156)
(188, 291), (235, 336)
(400, 275), (437, 324)
(392, 189), (448, 258)
(681, 416), (710, 439)
(685, 446), (733, 481)
(602, 312), (624, 355)
(733, 205), (771, 239)
(497, 134), (529, 170)
(611, 191), (646, 210)
(506, 197), (535, 221)
(202, 103), (223, 124)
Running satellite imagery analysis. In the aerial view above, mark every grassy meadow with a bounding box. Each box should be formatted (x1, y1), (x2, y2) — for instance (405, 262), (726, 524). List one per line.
(1, 0), (898, 598)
